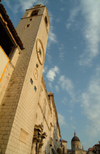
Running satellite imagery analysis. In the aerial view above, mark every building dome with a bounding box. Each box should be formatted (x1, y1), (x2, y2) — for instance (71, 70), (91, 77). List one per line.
(71, 132), (81, 150)
(71, 136), (80, 142)
(71, 132), (80, 142)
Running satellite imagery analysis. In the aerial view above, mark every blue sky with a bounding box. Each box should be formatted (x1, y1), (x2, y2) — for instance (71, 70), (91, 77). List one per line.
(2, 0), (100, 150)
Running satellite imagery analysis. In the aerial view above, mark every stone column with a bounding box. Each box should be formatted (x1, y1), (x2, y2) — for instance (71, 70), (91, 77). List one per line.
(31, 140), (37, 154)
(37, 142), (40, 154)
(39, 143), (43, 154)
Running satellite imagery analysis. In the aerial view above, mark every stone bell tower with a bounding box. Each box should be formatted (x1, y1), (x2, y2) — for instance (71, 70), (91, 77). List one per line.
(0, 4), (50, 154)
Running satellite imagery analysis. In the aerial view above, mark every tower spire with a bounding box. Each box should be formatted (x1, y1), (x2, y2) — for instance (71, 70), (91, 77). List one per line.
(74, 130), (76, 136)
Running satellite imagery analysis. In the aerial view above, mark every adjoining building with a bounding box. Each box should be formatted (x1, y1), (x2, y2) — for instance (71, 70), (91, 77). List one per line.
(0, 3), (62, 154)
(62, 139), (67, 154)
(87, 141), (100, 154)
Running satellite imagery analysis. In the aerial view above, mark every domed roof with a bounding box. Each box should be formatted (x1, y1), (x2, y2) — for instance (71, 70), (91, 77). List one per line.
(71, 136), (80, 142)
(71, 132), (80, 142)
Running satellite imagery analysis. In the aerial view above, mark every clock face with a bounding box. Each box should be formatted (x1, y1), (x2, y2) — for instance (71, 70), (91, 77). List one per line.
(36, 39), (44, 65)
(33, 68), (38, 80)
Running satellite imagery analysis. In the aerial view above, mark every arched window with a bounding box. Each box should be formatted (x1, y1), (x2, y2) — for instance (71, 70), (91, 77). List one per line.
(45, 16), (48, 24)
(31, 10), (39, 17)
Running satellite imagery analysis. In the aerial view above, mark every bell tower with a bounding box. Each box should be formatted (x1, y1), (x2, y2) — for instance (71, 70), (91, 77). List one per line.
(0, 4), (50, 154)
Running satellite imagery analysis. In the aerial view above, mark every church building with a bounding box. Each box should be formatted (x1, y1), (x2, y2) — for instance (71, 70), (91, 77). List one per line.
(0, 3), (62, 154)
(67, 132), (87, 154)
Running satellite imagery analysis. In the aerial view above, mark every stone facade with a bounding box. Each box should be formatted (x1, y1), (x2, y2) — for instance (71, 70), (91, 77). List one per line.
(33, 78), (61, 154)
(62, 140), (67, 154)
(0, 3), (61, 154)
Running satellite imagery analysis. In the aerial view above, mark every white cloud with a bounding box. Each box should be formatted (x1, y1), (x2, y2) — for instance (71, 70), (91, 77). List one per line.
(47, 11), (57, 49)
(55, 85), (59, 92)
(70, 116), (73, 121)
(4, 0), (48, 13)
(48, 82), (53, 89)
(74, 46), (77, 50)
(58, 113), (66, 126)
(19, 0), (38, 11)
(59, 75), (74, 99)
(43, 66), (48, 73)
(48, 26), (57, 44)
(46, 66), (59, 82)
(46, 52), (52, 64)
(60, 8), (64, 11)
(56, 18), (60, 23)
(66, 1), (100, 66)
(62, 97), (67, 105)
(66, 23), (71, 29)
(20, 0), (48, 11)
(79, 0), (100, 66)
(3, 0), (20, 14)
(66, 6), (80, 29)
(47, 25), (57, 49)
(3, 0), (12, 9)
(81, 66), (100, 137)
(59, 44), (64, 60)
(46, 12), (57, 63)
(48, 11), (53, 24)
(69, 109), (72, 113)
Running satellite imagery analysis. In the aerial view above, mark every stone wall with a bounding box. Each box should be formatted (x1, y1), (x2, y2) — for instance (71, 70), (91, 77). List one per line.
(34, 77), (61, 154)
(0, 5), (50, 154)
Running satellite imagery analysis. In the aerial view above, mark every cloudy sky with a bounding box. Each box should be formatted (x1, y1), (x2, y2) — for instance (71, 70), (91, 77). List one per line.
(2, 0), (100, 150)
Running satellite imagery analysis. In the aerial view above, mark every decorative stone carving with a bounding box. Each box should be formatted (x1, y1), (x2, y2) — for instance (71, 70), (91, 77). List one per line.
(31, 123), (47, 154)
